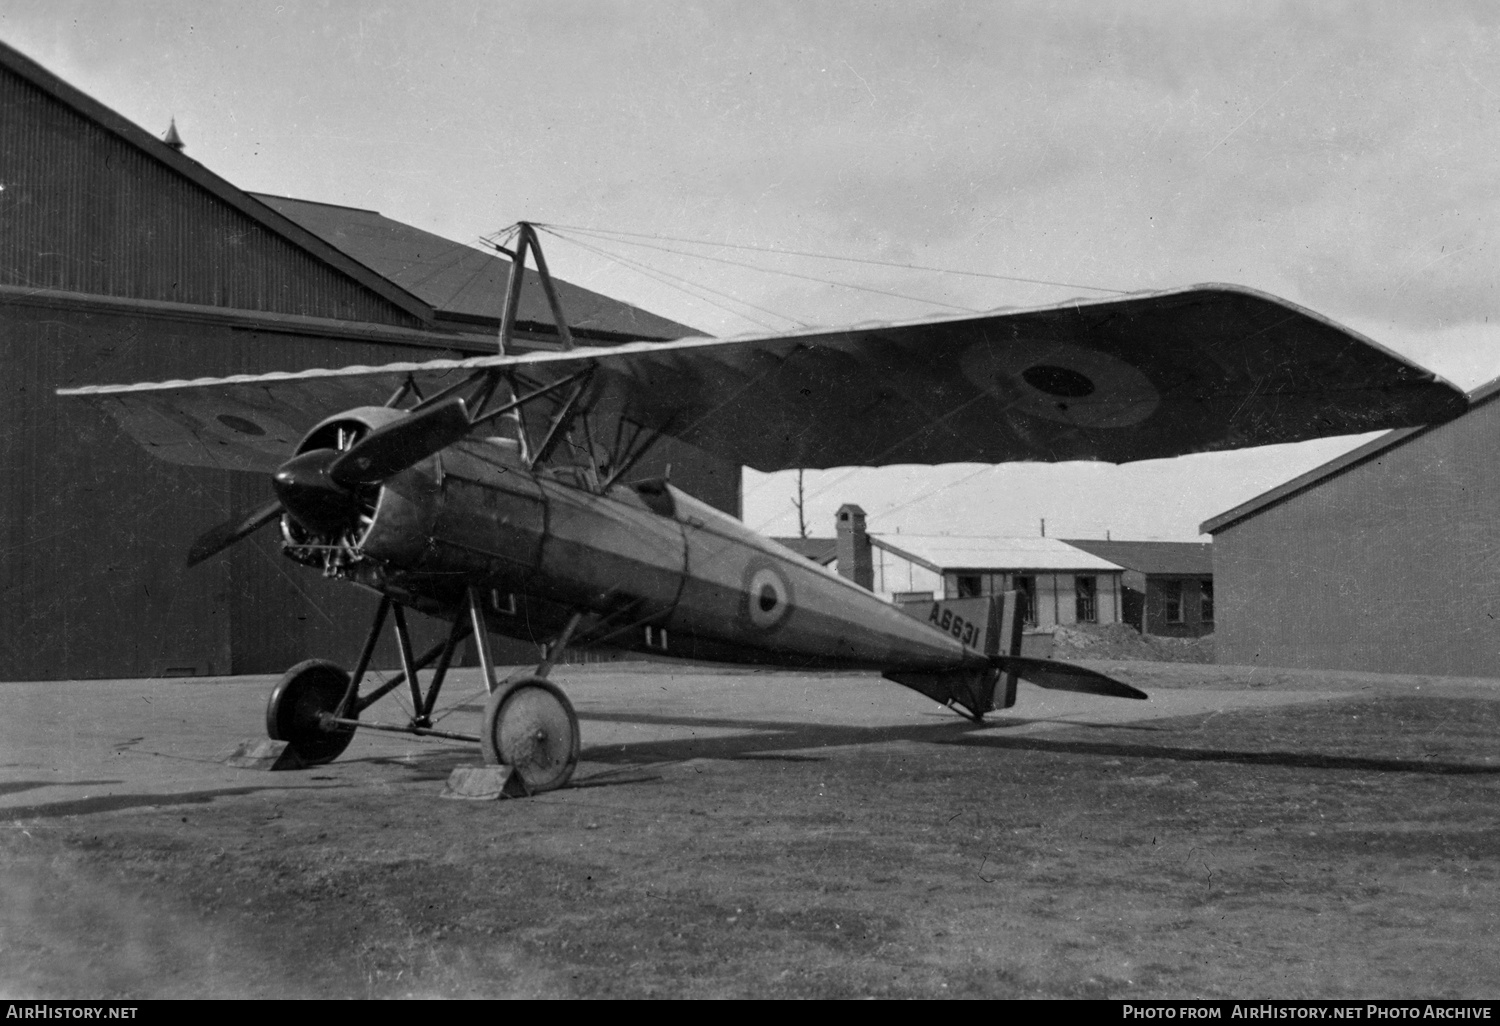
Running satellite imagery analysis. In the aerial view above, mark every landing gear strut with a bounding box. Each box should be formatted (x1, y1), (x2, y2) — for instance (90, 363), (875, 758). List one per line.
(262, 588), (584, 793)
(472, 599), (583, 794)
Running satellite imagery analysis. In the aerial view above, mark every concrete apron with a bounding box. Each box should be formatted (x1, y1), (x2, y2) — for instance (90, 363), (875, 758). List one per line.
(0, 664), (1438, 818)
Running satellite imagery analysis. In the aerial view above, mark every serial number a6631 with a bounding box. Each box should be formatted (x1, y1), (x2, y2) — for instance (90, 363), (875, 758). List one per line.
(928, 605), (980, 648)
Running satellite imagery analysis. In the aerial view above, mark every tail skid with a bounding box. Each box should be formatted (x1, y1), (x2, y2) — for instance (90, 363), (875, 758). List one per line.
(883, 667), (1000, 723)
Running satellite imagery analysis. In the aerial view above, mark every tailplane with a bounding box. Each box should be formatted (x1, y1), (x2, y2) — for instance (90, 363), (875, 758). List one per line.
(991, 654), (1148, 701)
(881, 654), (1145, 722)
(984, 588), (1146, 705)
(883, 589), (1148, 720)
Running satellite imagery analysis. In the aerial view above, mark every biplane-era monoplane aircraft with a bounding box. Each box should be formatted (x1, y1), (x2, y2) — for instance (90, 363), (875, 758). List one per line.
(58, 224), (1467, 793)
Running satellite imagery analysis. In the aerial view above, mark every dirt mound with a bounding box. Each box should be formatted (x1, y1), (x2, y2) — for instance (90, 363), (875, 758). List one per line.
(1051, 622), (1214, 664)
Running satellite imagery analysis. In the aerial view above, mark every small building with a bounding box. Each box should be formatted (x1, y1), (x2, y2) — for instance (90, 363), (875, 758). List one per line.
(1062, 540), (1214, 638)
(830, 506), (1124, 628)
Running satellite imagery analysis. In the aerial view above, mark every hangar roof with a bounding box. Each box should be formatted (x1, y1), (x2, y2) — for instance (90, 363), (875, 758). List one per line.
(1061, 539), (1212, 576)
(252, 195), (701, 344)
(0, 40), (436, 327)
(0, 39), (702, 348)
(1201, 376), (1500, 535)
(872, 535), (1122, 574)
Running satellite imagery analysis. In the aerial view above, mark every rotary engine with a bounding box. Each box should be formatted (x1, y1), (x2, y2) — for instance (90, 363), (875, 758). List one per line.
(275, 407), (410, 575)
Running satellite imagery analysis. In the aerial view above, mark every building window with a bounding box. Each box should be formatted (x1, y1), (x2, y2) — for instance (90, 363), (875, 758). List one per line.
(1075, 576), (1097, 623)
(1200, 580), (1214, 624)
(1014, 575), (1037, 626)
(955, 574), (982, 598)
(1164, 580), (1184, 624)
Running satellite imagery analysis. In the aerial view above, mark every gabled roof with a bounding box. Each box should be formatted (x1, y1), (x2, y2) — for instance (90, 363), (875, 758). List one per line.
(1062, 539), (1212, 576)
(871, 535), (1122, 573)
(0, 40), (436, 327)
(1201, 376), (1500, 535)
(252, 195), (702, 343)
(773, 536), (838, 565)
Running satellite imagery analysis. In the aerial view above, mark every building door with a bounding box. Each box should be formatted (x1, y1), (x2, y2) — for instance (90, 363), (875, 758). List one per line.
(1075, 575), (1097, 623)
(1014, 575), (1037, 626)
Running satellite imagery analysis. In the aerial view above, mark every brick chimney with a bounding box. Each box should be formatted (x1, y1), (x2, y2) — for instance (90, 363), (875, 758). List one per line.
(835, 503), (873, 590)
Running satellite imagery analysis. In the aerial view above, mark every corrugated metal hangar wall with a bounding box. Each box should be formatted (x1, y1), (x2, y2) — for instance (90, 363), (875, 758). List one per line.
(1204, 386), (1500, 677)
(0, 41), (738, 681)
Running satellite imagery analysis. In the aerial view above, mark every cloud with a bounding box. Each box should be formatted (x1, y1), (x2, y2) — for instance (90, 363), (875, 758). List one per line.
(6, 0), (1495, 337)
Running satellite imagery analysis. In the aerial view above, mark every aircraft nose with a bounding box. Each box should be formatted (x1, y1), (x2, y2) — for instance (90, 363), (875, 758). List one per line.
(273, 449), (365, 535)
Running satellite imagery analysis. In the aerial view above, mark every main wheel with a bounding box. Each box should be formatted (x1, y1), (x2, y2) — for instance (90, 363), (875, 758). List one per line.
(266, 659), (357, 765)
(480, 678), (580, 793)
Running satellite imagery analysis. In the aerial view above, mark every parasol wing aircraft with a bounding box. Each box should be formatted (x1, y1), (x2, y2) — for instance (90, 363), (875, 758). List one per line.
(57, 228), (1468, 792)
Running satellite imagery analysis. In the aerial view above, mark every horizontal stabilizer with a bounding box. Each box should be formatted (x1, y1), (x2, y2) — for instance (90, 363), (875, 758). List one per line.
(992, 655), (1148, 700)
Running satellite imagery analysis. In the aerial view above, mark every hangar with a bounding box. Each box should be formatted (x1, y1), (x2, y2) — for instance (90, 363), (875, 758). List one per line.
(0, 40), (733, 681)
(1201, 380), (1499, 677)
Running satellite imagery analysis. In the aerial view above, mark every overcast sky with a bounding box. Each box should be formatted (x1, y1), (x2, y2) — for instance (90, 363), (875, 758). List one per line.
(6, 2), (1498, 540)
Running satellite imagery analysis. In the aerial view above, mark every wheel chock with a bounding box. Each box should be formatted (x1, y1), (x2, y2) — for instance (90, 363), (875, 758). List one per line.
(223, 738), (305, 771)
(441, 765), (526, 800)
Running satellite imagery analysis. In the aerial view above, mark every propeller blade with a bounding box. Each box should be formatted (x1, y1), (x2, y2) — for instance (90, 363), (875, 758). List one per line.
(993, 655), (1149, 700)
(187, 498), (284, 567)
(328, 398), (471, 486)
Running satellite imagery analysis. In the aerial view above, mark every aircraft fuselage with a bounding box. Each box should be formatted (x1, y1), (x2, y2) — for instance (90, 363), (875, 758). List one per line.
(317, 436), (977, 673)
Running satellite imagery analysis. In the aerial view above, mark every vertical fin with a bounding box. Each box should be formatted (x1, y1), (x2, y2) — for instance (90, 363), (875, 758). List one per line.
(995, 589), (1023, 710)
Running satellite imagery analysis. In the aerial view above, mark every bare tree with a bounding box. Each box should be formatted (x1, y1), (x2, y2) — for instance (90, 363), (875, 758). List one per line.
(792, 469), (808, 538)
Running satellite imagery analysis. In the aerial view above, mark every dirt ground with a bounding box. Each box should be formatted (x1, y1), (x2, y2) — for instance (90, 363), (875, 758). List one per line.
(2, 661), (1498, 999)
(1053, 623), (1217, 664)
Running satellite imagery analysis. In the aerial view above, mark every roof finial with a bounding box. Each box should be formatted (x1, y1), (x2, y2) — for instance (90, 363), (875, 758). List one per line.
(163, 118), (184, 151)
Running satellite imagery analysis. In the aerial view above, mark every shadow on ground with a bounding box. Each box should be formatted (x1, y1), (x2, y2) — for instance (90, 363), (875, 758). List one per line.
(573, 710), (1500, 778)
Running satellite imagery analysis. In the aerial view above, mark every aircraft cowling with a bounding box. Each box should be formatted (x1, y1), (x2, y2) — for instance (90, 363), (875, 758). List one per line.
(279, 406), (426, 560)
(293, 405), (411, 456)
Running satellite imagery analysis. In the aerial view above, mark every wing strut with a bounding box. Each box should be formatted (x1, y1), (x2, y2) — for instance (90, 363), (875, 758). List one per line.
(601, 416), (676, 492)
(489, 221), (579, 461)
(529, 367), (596, 470)
(494, 221), (575, 354)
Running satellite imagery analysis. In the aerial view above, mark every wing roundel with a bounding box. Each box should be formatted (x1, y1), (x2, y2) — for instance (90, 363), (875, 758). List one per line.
(58, 284), (1467, 473)
(609, 283), (1466, 471)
